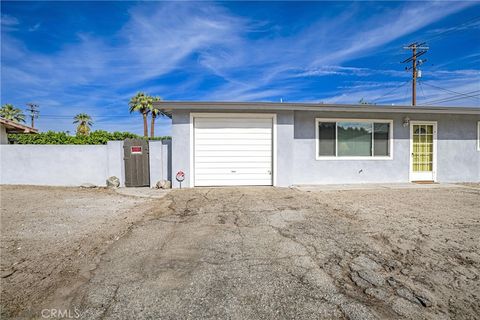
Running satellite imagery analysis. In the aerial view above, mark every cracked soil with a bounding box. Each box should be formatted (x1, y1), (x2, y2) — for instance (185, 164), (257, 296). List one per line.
(1, 185), (479, 319)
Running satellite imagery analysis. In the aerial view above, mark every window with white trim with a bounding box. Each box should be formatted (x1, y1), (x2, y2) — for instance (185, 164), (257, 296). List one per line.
(477, 121), (480, 151)
(316, 119), (392, 159)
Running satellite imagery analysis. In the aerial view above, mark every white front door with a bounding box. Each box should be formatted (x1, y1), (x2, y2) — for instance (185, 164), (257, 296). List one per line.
(193, 115), (274, 186)
(410, 122), (437, 181)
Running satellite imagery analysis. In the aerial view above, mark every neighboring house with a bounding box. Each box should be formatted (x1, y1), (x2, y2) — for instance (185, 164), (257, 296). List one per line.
(0, 117), (38, 144)
(154, 101), (480, 188)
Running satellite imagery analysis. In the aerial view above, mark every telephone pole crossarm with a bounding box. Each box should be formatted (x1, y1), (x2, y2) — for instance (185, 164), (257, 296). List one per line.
(402, 42), (429, 106)
(26, 103), (40, 128)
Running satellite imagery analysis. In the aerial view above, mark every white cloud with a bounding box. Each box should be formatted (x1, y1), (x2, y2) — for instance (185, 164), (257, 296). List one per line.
(1, 14), (19, 27)
(191, 1), (477, 102)
(28, 22), (41, 32)
(321, 72), (479, 107)
(1, 2), (248, 133)
(1, 1), (478, 134)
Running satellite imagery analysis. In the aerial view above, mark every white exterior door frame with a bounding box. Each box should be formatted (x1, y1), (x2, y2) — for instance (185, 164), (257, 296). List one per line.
(409, 121), (438, 182)
(189, 113), (277, 187)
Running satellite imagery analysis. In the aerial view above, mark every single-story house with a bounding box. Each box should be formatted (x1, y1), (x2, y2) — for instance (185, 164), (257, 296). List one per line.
(0, 117), (38, 144)
(154, 101), (480, 188)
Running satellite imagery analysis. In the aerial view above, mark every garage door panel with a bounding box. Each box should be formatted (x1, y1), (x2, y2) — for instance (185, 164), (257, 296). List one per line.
(195, 133), (271, 140)
(195, 150), (271, 157)
(195, 173), (271, 179)
(195, 168), (271, 174)
(195, 179), (272, 187)
(195, 139), (271, 146)
(195, 118), (272, 128)
(195, 144), (271, 152)
(195, 156), (272, 163)
(195, 162), (271, 169)
(195, 128), (272, 134)
(194, 116), (273, 187)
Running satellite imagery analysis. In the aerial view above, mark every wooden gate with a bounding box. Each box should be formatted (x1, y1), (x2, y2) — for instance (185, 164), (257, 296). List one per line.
(124, 139), (150, 187)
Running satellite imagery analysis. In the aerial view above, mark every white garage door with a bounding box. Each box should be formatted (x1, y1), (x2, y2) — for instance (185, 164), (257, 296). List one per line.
(194, 116), (273, 186)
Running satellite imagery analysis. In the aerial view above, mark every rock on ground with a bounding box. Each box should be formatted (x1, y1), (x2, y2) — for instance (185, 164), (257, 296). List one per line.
(106, 176), (120, 188)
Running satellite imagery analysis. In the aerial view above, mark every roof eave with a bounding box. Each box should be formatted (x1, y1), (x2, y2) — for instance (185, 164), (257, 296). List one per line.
(153, 101), (480, 115)
(0, 118), (39, 133)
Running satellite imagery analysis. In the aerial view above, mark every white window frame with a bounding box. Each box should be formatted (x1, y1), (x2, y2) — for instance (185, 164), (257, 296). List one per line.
(477, 121), (480, 151)
(315, 118), (393, 160)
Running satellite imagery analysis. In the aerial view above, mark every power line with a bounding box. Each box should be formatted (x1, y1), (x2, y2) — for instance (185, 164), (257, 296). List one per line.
(422, 91), (480, 105)
(371, 79), (411, 103)
(422, 93), (480, 105)
(25, 114), (170, 123)
(32, 114), (141, 118)
(423, 15), (480, 43)
(420, 82), (480, 101)
(421, 89), (480, 104)
(423, 94), (480, 105)
(404, 78), (411, 105)
(418, 80), (427, 102)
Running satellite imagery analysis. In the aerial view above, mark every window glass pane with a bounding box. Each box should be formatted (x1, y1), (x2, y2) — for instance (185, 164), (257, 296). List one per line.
(337, 122), (372, 156)
(373, 123), (390, 156)
(318, 122), (336, 156)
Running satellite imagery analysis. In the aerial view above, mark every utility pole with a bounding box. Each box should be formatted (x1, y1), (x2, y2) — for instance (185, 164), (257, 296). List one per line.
(26, 103), (39, 128)
(402, 42), (429, 106)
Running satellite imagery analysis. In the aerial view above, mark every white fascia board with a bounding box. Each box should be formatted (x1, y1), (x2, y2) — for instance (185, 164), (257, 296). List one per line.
(155, 102), (480, 115)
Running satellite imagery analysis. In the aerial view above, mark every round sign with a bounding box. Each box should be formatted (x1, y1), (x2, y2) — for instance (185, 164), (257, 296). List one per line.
(176, 171), (185, 182)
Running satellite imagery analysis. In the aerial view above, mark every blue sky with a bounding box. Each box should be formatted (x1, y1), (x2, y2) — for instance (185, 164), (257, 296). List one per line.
(1, 1), (479, 136)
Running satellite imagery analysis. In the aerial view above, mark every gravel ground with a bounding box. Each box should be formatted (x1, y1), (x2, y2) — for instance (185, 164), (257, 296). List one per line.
(1, 184), (479, 319)
(0, 185), (155, 318)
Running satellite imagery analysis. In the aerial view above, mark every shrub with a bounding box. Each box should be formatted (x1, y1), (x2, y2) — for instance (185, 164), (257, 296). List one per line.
(7, 130), (171, 145)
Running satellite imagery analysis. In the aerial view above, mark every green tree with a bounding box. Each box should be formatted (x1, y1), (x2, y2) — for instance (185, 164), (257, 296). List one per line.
(149, 96), (163, 138)
(73, 113), (93, 136)
(128, 92), (152, 137)
(0, 104), (26, 123)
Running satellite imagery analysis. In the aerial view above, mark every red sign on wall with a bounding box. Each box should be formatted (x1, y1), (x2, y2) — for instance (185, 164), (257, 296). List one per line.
(131, 146), (142, 154)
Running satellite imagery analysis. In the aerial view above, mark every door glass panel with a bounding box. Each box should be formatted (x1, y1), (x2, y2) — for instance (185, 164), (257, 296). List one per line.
(412, 124), (433, 173)
(415, 126), (427, 134)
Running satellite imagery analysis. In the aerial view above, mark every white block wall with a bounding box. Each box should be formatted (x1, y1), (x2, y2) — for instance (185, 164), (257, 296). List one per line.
(149, 140), (171, 187)
(0, 141), (125, 187)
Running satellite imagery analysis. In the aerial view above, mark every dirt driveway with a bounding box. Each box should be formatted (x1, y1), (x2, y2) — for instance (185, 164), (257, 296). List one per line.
(1, 185), (479, 319)
(0, 186), (155, 318)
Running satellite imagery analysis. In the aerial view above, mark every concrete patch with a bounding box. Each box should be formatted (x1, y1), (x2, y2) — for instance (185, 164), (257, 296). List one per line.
(114, 187), (170, 199)
(294, 182), (464, 192)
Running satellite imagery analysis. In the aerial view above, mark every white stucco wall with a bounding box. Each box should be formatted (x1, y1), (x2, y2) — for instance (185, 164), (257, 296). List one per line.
(170, 109), (480, 188)
(292, 111), (480, 184)
(171, 110), (192, 188)
(106, 141), (126, 187)
(0, 141), (125, 187)
(149, 140), (172, 187)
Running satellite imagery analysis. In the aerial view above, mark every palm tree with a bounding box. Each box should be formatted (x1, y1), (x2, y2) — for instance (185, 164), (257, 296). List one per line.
(149, 96), (163, 138)
(129, 92), (151, 137)
(0, 104), (26, 123)
(73, 113), (93, 136)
